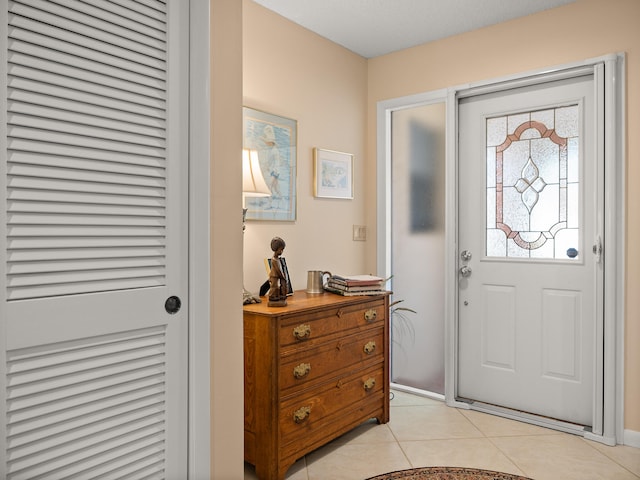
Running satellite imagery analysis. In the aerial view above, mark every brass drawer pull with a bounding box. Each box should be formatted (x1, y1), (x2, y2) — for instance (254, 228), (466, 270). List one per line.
(293, 362), (311, 379)
(363, 377), (376, 391)
(363, 341), (376, 355)
(293, 324), (311, 340)
(364, 309), (378, 322)
(293, 406), (311, 423)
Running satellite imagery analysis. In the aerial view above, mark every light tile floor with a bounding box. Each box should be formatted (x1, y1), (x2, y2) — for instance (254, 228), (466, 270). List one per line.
(244, 390), (640, 480)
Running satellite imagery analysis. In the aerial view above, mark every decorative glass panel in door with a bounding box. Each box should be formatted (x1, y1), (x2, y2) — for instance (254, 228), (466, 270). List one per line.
(486, 106), (579, 259)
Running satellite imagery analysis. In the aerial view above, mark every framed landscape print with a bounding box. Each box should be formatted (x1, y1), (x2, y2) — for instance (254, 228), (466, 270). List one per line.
(243, 107), (297, 221)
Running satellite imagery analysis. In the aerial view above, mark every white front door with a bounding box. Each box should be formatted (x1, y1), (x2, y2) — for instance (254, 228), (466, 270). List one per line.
(457, 73), (602, 426)
(1, 1), (189, 477)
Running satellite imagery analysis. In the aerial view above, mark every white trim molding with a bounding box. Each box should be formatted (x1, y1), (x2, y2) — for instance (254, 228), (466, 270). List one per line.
(624, 430), (640, 449)
(188, 1), (211, 477)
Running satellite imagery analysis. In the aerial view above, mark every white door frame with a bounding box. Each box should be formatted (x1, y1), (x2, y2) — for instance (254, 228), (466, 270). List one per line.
(377, 53), (625, 445)
(188, 2), (211, 478)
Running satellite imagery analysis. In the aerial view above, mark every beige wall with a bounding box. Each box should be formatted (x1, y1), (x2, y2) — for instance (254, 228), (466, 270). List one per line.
(242, 0), (368, 293)
(367, 0), (640, 434)
(240, 0), (639, 452)
(211, 0), (244, 478)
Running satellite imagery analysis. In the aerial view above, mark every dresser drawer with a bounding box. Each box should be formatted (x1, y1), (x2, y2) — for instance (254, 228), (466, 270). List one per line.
(278, 298), (385, 348)
(279, 364), (385, 448)
(279, 328), (384, 393)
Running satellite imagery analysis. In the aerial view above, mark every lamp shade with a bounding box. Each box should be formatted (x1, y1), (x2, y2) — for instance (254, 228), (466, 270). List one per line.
(242, 148), (271, 196)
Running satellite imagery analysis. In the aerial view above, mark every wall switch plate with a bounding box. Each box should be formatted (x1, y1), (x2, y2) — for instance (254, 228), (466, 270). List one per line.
(353, 225), (367, 241)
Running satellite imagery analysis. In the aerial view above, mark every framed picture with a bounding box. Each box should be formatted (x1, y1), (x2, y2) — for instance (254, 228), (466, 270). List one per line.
(243, 107), (297, 221)
(314, 148), (354, 199)
(264, 258), (294, 296)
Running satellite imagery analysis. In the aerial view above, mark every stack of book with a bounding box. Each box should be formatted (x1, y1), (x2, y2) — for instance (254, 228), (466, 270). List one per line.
(325, 274), (386, 296)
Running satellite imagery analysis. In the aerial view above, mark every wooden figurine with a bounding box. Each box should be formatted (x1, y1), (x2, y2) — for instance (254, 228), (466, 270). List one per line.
(267, 237), (288, 306)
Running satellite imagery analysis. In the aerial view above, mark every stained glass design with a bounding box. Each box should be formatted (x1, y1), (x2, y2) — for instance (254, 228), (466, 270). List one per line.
(486, 106), (579, 259)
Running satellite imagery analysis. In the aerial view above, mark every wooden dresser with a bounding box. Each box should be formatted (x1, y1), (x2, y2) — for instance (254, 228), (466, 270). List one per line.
(243, 291), (390, 480)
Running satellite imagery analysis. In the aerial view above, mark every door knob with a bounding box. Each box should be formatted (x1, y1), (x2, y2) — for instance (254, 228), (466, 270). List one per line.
(459, 266), (472, 277)
(460, 250), (472, 261)
(165, 296), (182, 314)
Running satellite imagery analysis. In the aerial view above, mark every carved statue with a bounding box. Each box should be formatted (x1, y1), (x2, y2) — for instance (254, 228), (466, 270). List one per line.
(267, 236), (288, 306)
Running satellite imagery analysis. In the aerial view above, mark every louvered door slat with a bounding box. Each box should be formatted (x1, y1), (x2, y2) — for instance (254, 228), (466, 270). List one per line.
(8, 179), (164, 201)
(96, 0), (166, 22)
(8, 117), (166, 149)
(8, 236), (165, 249)
(8, 382), (165, 434)
(8, 213), (165, 225)
(8, 265), (165, 287)
(8, 224), (164, 237)
(16, 0), (166, 41)
(7, 140), (165, 167)
(9, 435), (165, 479)
(8, 202), (164, 217)
(71, 0), (166, 32)
(8, 3), (165, 59)
(8, 63), (166, 109)
(11, 0), (166, 48)
(9, 152), (166, 177)
(7, 278), (166, 301)
(9, 353), (165, 400)
(8, 24), (166, 80)
(8, 163), (166, 186)
(9, 76), (166, 118)
(86, 455), (164, 480)
(8, 333), (166, 371)
(8, 128), (166, 158)
(9, 92), (166, 128)
(9, 103), (166, 138)
(8, 256), (165, 275)
(8, 376), (166, 426)
(8, 405), (164, 460)
(8, 246), (165, 262)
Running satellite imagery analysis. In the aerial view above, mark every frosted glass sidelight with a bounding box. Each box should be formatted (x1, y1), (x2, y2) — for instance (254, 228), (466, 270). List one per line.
(486, 106), (579, 260)
(391, 102), (446, 395)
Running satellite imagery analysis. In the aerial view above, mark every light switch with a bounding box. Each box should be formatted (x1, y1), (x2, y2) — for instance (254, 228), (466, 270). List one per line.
(353, 225), (367, 241)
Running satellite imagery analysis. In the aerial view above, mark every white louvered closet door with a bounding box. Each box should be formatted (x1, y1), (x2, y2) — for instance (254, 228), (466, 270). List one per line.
(0, 1), (189, 478)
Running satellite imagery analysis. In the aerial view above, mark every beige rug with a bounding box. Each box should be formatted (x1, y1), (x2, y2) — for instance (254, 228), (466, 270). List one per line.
(366, 466), (533, 480)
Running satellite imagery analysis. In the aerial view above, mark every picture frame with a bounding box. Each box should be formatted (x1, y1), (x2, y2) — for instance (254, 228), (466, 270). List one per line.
(243, 107), (297, 221)
(313, 148), (354, 199)
(264, 257), (294, 296)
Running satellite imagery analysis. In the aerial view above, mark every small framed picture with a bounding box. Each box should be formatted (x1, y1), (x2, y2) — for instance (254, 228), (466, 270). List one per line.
(314, 148), (354, 199)
(264, 257), (294, 295)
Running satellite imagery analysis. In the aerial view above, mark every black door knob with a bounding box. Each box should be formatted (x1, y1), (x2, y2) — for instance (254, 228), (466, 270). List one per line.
(165, 296), (182, 314)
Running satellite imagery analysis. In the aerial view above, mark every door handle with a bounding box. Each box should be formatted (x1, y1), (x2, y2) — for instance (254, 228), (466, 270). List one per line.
(165, 296), (182, 314)
(593, 236), (602, 263)
(459, 266), (472, 278)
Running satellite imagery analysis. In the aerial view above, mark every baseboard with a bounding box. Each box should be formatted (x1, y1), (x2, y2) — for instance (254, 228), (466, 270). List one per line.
(624, 429), (640, 448)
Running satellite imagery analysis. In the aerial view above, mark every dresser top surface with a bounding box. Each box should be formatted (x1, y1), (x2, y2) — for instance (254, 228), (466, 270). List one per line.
(243, 291), (390, 316)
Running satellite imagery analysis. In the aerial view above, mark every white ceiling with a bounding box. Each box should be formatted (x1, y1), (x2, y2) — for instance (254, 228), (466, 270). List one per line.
(251, 0), (576, 58)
